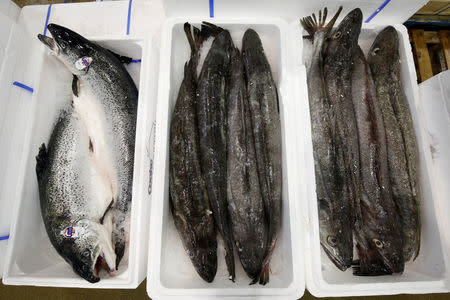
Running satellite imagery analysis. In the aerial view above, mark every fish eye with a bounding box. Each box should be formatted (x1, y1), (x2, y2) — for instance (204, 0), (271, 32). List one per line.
(372, 47), (380, 55)
(327, 235), (337, 246)
(83, 250), (90, 258)
(373, 238), (384, 248)
(332, 31), (341, 39)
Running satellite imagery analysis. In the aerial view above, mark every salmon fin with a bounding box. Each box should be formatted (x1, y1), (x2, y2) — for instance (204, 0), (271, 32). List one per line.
(100, 198), (114, 224)
(36, 143), (48, 183)
(72, 75), (79, 97)
(108, 49), (132, 64)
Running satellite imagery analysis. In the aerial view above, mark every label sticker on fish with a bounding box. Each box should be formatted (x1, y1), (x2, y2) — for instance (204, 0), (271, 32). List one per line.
(75, 56), (93, 70)
(61, 226), (79, 238)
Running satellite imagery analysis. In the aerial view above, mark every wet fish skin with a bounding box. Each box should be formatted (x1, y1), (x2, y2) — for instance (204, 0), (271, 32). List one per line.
(301, 7), (353, 271)
(242, 28), (282, 285)
(39, 23), (138, 269)
(36, 110), (116, 283)
(368, 26), (420, 262)
(322, 8), (363, 215)
(196, 25), (236, 282)
(351, 47), (404, 276)
(227, 46), (267, 281)
(169, 23), (217, 283)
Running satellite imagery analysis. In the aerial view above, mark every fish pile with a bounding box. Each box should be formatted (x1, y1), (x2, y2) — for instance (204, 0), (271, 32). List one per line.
(35, 24), (137, 283)
(169, 22), (281, 284)
(302, 8), (421, 276)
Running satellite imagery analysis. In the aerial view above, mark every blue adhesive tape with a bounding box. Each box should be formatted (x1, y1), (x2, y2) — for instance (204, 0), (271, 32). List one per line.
(0, 235), (9, 241)
(13, 81), (34, 93)
(43, 4), (52, 36)
(209, 0), (214, 18)
(127, 0), (132, 35)
(131, 59), (142, 63)
(365, 0), (391, 23)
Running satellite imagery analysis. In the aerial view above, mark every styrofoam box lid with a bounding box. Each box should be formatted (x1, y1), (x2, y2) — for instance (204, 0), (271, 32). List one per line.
(0, 0), (166, 279)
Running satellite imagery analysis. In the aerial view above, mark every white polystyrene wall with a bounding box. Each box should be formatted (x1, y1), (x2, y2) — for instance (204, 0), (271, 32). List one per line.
(0, 1), (162, 288)
(147, 18), (304, 300)
(162, 0), (428, 25)
(300, 23), (450, 296)
(419, 71), (450, 290)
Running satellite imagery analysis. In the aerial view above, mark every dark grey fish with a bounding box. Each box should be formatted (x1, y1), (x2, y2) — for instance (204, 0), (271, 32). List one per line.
(36, 109), (116, 283)
(242, 29), (282, 285)
(351, 47), (404, 276)
(227, 46), (267, 281)
(301, 7), (354, 271)
(196, 23), (236, 282)
(169, 23), (217, 283)
(368, 26), (421, 262)
(38, 23), (138, 269)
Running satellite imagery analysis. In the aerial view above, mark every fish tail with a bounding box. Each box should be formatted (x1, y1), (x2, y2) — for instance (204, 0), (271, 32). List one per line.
(224, 238), (236, 282)
(300, 6), (342, 39)
(258, 238), (277, 285)
(200, 21), (223, 40)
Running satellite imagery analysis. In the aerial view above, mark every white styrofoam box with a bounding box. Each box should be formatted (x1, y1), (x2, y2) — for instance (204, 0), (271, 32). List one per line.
(0, 1), (159, 288)
(299, 23), (450, 296)
(147, 17), (304, 299)
(419, 70), (450, 289)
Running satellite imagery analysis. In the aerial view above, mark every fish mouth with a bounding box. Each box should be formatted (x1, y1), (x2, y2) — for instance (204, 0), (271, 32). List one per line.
(321, 244), (350, 271)
(37, 34), (59, 54)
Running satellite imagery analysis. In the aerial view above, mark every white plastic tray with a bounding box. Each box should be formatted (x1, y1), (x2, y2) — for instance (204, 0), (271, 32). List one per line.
(299, 24), (450, 296)
(146, 17), (304, 300)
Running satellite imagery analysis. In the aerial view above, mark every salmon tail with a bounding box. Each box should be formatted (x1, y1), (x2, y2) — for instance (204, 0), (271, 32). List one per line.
(300, 6), (342, 39)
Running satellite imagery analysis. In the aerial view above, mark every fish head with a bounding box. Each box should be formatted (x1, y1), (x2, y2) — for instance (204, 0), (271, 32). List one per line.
(187, 237), (217, 282)
(368, 26), (399, 74)
(318, 198), (352, 270)
(60, 220), (116, 283)
(38, 23), (96, 75)
(325, 8), (362, 57)
(354, 218), (405, 275)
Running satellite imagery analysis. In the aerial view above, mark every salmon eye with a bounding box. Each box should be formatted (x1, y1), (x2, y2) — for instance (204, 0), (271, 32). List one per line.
(332, 31), (341, 39)
(373, 238), (384, 248)
(372, 47), (380, 55)
(327, 235), (337, 246)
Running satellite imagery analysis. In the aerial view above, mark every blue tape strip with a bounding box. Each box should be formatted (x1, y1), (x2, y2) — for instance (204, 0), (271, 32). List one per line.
(365, 0), (391, 23)
(13, 81), (34, 93)
(209, 0), (214, 18)
(126, 0), (132, 35)
(43, 4), (52, 36)
(0, 235), (9, 241)
(130, 59), (141, 63)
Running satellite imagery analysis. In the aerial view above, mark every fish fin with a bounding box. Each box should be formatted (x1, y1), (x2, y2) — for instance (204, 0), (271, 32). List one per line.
(100, 199), (114, 224)
(300, 6), (342, 38)
(35, 143), (48, 183)
(107, 49), (133, 64)
(201, 22), (223, 40)
(72, 75), (79, 97)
